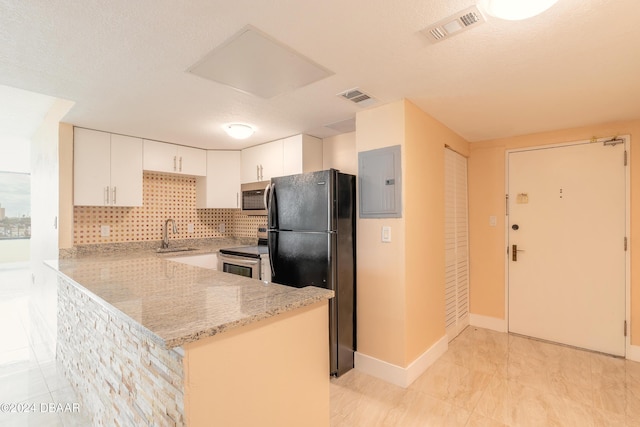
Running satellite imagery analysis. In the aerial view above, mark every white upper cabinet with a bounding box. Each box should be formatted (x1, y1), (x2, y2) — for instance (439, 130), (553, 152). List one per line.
(240, 139), (284, 183)
(109, 134), (144, 206)
(240, 134), (323, 183)
(143, 140), (206, 176)
(178, 145), (207, 176)
(74, 128), (143, 206)
(196, 151), (241, 209)
(282, 134), (323, 176)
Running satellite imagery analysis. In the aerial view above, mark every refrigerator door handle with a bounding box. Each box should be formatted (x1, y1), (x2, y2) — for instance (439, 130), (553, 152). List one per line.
(268, 231), (276, 278)
(268, 182), (277, 229)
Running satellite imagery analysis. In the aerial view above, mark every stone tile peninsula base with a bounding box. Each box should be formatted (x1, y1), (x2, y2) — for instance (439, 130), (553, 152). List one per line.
(57, 276), (184, 425)
(57, 275), (330, 426)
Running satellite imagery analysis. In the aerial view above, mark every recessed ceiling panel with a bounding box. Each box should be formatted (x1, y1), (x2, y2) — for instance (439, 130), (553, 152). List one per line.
(325, 117), (356, 133)
(187, 25), (333, 98)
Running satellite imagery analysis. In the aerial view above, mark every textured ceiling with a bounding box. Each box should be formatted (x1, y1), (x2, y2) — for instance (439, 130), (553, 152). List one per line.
(0, 0), (638, 149)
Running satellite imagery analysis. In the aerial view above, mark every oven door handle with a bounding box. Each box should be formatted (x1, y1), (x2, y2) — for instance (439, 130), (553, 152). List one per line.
(219, 254), (260, 265)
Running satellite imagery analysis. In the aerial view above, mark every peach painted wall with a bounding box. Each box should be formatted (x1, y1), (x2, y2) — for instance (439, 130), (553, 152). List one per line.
(183, 301), (329, 427)
(356, 101), (407, 366)
(356, 99), (470, 367)
(322, 131), (357, 175)
(404, 101), (469, 363)
(468, 119), (640, 346)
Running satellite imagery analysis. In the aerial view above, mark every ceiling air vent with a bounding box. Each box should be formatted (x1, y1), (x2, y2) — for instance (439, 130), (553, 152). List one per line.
(338, 88), (377, 107)
(421, 6), (486, 43)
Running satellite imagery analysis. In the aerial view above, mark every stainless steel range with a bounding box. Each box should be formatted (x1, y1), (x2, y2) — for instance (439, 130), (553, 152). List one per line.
(218, 228), (270, 281)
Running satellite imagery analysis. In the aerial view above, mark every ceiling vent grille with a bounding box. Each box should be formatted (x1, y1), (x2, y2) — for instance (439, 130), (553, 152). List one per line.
(338, 88), (377, 107)
(422, 6), (486, 43)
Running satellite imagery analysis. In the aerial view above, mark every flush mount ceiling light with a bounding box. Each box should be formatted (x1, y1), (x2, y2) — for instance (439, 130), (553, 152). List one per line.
(224, 123), (254, 139)
(478, 0), (559, 20)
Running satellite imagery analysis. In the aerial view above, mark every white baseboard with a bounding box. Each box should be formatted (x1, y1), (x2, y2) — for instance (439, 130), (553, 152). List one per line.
(469, 314), (507, 333)
(354, 335), (448, 388)
(628, 344), (640, 362)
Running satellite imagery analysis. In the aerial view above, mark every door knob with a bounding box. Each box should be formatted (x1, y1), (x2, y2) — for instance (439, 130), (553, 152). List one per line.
(512, 224), (519, 230)
(512, 244), (525, 261)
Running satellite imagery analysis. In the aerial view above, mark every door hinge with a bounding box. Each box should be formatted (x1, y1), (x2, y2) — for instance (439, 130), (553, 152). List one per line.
(624, 237), (628, 251)
(624, 320), (627, 337)
(624, 150), (628, 166)
(505, 194), (509, 216)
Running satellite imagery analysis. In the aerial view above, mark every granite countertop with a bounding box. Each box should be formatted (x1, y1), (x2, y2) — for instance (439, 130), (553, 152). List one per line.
(47, 242), (334, 349)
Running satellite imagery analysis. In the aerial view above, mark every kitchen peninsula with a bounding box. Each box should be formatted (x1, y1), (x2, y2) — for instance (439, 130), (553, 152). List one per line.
(47, 247), (333, 427)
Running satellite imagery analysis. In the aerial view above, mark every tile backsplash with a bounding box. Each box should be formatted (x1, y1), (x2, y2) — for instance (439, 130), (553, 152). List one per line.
(73, 172), (267, 245)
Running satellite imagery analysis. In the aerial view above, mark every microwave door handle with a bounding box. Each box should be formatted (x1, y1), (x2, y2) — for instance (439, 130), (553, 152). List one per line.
(263, 183), (271, 213)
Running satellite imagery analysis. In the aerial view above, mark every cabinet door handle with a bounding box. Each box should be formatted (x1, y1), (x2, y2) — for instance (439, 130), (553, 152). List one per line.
(256, 165), (260, 180)
(105, 186), (110, 205)
(260, 164), (263, 181)
(179, 156), (183, 172)
(236, 192), (239, 208)
(173, 156), (177, 171)
(112, 187), (117, 205)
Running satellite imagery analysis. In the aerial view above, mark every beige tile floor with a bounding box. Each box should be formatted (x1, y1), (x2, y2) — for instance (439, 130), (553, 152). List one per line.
(2, 264), (639, 426)
(0, 264), (90, 427)
(331, 327), (640, 426)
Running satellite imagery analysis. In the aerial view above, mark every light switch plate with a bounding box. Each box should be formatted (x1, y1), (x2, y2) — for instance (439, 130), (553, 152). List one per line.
(100, 225), (110, 237)
(381, 226), (391, 243)
(489, 216), (497, 227)
(188, 223), (194, 233)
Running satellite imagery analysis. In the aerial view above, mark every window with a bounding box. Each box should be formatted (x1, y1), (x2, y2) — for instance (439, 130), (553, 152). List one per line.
(0, 171), (31, 239)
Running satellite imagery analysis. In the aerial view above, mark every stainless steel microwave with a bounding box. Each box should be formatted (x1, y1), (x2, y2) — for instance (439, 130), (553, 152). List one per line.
(240, 181), (270, 215)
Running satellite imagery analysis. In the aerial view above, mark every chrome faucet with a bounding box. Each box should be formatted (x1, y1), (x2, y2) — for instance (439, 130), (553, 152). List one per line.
(162, 219), (178, 249)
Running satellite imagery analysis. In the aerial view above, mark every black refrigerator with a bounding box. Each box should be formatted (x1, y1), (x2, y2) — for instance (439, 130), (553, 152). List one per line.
(267, 169), (356, 377)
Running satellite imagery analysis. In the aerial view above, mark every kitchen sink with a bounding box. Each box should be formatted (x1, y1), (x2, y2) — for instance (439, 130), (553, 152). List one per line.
(156, 247), (197, 253)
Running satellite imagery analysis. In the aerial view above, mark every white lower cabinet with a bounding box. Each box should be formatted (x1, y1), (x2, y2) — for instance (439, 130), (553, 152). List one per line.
(196, 151), (241, 208)
(143, 139), (206, 176)
(74, 128), (143, 206)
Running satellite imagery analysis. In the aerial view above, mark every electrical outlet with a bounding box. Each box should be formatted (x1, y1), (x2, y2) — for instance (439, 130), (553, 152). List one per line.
(100, 225), (110, 237)
(188, 223), (194, 233)
(219, 223), (225, 233)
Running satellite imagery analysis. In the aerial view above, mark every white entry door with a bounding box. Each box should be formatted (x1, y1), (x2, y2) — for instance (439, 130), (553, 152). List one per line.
(507, 140), (626, 356)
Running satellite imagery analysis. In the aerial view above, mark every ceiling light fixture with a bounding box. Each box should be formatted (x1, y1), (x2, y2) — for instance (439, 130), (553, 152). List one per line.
(224, 123), (254, 139)
(478, 0), (559, 21)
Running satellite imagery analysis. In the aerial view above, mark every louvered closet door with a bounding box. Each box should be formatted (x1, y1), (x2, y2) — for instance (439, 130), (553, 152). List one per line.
(445, 148), (469, 341)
